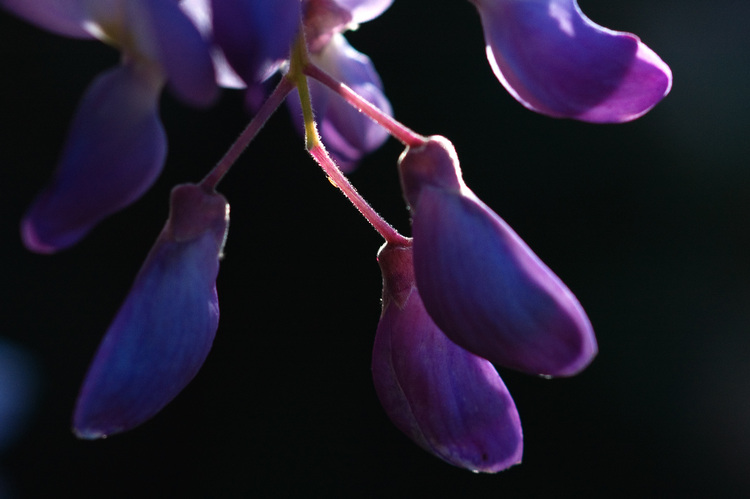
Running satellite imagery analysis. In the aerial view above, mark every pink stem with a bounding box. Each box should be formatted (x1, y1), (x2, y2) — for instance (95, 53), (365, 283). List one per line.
(304, 64), (426, 148)
(309, 144), (411, 247)
(201, 77), (295, 191)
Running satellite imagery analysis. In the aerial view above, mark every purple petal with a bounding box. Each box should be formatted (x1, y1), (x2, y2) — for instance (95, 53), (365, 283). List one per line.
(211, 0), (300, 84)
(21, 63), (166, 253)
(372, 243), (523, 472)
(399, 137), (597, 376)
(303, 0), (353, 52)
(473, 0), (672, 122)
(332, 0), (393, 24)
(73, 184), (229, 439)
(180, 0), (246, 89)
(287, 34), (391, 171)
(0, 0), (92, 38)
(0, 340), (39, 452)
(124, 0), (217, 107)
(304, 0), (393, 51)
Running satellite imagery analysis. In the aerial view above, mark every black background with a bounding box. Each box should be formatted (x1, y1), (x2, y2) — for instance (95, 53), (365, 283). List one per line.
(1, 1), (749, 497)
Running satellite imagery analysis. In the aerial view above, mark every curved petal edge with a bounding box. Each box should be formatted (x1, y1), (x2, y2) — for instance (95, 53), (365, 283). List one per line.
(73, 184), (229, 438)
(373, 243), (524, 472)
(475, 0), (672, 122)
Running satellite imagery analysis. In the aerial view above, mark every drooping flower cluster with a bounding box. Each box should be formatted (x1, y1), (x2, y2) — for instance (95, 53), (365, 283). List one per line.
(2, 0), (671, 473)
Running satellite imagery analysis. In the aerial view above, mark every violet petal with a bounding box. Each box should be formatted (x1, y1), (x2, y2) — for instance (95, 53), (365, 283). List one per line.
(303, 0), (353, 52)
(125, 0), (217, 107)
(373, 243), (523, 472)
(73, 184), (229, 439)
(179, 0), (246, 89)
(399, 137), (597, 376)
(21, 63), (166, 253)
(473, 0), (672, 122)
(211, 0), (300, 84)
(0, 0), (92, 38)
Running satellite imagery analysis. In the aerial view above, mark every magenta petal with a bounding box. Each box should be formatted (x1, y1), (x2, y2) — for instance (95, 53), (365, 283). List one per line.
(399, 138), (597, 377)
(126, 0), (217, 107)
(474, 0), (672, 122)
(73, 184), (229, 439)
(21, 64), (166, 253)
(372, 243), (523, 472)
(0, 0), (92, 38)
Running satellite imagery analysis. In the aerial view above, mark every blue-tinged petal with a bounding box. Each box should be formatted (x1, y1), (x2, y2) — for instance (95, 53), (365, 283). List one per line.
(21, 63), (166, 253)
(73, 184), (229, 439)
(399, 137), (597, 376)
(124, 0), (217, 107)
(211, 0), (300, 84)
(0, 0), (92, 38)
(473, 0), (672, 123)
(372, 243), (523, 473)
(287, 34), (391, 171)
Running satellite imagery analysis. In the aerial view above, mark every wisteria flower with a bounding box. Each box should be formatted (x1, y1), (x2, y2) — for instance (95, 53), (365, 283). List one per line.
(373, 242), (523, 472)
(1, 0), (217, 252)
(472, 0), (672, 122)
(74, 184), (229, 439)
(398, 136), (597, 376)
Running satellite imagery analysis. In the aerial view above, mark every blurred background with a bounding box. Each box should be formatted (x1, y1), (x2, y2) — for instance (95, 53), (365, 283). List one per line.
(1, 0), (748, 497)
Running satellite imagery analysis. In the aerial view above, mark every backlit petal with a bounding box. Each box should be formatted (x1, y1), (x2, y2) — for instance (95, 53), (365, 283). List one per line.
(21, 63), (166, 253)
(125, 0), (217, 106)
(73, 184), (229, 439)
(180, 0), (246, 88)
(333, 0), (393, 24)
(287, 34), (391, 171)
(474, 0), (672, 122)
(399, 137), (597, 376)
(211, 0), (300, 84)
(372, 243), (523, 472)
(0, 0), (92, 38)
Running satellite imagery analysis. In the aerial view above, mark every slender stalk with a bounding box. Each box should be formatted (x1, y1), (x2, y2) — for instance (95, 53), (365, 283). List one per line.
(304, 63), (426, 148)
(309, 143), (411, 247)
(200, 77), (295, 191)
(287, 36), (409, 246)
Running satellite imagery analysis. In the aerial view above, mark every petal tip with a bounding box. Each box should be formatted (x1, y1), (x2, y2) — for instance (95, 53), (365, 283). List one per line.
(72, 425), (108, 441)
(20, 218), (58, 254)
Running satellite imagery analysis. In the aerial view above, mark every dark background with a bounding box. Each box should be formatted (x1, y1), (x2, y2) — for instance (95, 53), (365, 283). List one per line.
(1, 1), (749, 497)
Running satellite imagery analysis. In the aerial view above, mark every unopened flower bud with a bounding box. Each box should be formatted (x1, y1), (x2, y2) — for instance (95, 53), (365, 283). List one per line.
(372, 242), (523, 473)
(472, 0), (672, 123)
(73, 184), (228, 438)
(398, 137), (597, 376)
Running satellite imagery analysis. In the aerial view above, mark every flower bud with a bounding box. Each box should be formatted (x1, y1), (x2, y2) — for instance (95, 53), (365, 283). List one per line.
(398, 137), (597, 376)
(73, 184), (229, 438)
(372, 243), (523, 472)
